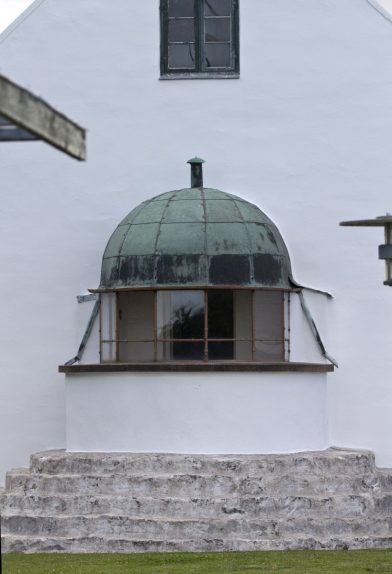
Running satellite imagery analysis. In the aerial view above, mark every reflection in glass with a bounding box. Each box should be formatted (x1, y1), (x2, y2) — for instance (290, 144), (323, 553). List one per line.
(204, 0), (231, 16)
(169, 19), (195, 43)
(158, 291), (204, 360)
(168, 43), (196, 69)
(205, 18), (231, 42)
(169, 0), (195, 17)
(204, 43), (231, 68)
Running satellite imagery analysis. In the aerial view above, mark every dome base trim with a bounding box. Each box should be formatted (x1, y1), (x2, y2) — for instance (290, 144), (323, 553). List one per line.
(89, 286), (301, 293)
(59, 361), (334, 374)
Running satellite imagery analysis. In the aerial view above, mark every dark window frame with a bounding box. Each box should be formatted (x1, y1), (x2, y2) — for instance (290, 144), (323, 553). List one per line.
(160, 0), (240, 79)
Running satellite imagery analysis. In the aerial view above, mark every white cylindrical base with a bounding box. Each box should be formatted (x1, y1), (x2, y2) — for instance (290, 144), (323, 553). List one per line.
(66, 372), (328, 454)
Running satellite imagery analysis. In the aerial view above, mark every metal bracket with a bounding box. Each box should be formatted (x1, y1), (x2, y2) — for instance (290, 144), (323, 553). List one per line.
(77, 293), (99, 304)
(299, 291), (338, 368)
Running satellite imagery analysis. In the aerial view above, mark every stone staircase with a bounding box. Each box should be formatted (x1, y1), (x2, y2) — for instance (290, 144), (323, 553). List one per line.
(1, 448), (392, 552)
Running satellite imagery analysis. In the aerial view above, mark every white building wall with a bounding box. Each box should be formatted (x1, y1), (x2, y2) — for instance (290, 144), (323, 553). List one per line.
(1, 0), (392, 482)
(66, 372), (328, 454)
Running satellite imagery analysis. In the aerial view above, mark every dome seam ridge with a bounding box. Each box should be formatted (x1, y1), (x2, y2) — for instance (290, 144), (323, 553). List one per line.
(152, 194), (176, 284)
(201, 187), (209, 285)
(233, 199), (255, 284)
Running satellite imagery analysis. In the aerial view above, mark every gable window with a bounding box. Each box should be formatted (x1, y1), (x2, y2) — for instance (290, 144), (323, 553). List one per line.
(160, 0), (240, 78)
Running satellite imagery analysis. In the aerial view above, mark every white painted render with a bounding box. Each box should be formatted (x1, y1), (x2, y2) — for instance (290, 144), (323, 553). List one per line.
(66, 372), (328, 454)
(1, 0), (392, 483)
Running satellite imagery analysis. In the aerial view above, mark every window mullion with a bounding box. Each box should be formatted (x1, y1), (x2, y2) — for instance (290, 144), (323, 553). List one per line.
(196, 0), (203, 72)
(154, 290), (158, 362)
(115, 292), (120, 362)
(251, 290), (255, 361)
(232, 0), (239, 73)
(160, 0), (169, 74)
(204, 290), (209, 361)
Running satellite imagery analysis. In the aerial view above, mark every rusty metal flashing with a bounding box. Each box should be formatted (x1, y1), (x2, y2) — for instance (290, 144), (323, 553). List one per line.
(298, 291), (337, 368)
(64, 300), (100, 366)
(289, 276), (333, 299)
(0, 73), (86, 160)
(59, 361), (334, 373)
(77, 293), (98, 304)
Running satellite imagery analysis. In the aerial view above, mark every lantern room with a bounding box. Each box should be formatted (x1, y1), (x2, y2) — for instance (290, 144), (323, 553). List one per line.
(60, 160), (334, 455)
(96, 158), (293, 365)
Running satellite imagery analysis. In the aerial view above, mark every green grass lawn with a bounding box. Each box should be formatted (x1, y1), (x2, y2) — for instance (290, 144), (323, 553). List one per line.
(3, 550), (392, 574)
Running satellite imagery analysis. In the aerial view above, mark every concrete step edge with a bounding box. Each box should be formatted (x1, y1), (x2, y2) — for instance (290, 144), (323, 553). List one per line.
(3, 513), (392, 524)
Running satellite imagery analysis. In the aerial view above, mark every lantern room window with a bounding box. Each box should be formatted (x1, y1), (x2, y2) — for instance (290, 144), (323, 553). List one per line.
(100, 289), (288, 363)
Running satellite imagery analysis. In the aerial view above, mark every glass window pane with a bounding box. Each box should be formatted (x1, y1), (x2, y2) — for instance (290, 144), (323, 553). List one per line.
(168, 43), (196, 69)
(205, 18), (231, 42)
(118, 342), (154, 363)
(234, 291), (252, 340)
(117, 292), (155, 362)
(235, 341), (252, 361)
(169, 0), (195, 17)
(208, 291), (233, 338)
(158, 340), (204, 361)
(254, 341), (284, 362)
(168, 19), (195, 43)
(118, 292), (154, 341)
(100, 293), (116, 362)
(204, 0), (231, 16)
(254, 291), (283, 341)
(173, 341), (204, 360)
(204, 43), (231, 68)
(158, 291), (204, 340)
(209, 341), (234, 360)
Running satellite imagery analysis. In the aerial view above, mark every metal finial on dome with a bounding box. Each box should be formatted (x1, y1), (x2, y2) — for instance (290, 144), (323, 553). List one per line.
(187, 157), (205, 188)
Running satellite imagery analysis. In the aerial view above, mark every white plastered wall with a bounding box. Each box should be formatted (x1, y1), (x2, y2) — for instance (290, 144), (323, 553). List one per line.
(1, 0), (392, 482)
(66, 372), (328, 454)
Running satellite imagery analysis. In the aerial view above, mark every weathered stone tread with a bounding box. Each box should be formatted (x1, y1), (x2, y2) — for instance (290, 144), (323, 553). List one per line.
(2, 448), (392, 553)
(3, 534), (392, 553)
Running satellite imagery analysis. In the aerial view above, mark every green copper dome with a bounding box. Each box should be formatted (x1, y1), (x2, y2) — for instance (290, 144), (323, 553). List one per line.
(99, 176), (293, 290)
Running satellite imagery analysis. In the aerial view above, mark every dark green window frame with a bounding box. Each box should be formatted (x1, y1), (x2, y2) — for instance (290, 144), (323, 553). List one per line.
(160, 0), (239, 79)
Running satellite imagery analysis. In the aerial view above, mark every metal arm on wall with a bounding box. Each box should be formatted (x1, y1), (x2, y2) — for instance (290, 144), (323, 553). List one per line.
(340, 215), (392, 286)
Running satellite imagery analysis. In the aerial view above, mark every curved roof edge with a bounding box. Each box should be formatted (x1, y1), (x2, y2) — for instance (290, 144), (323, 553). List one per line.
(367, 0), (392, 23)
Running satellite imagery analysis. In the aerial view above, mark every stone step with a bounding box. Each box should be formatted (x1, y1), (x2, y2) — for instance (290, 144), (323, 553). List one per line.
(5, 470), (381, 498)
(2, 514), (392, 539)
(29, 449), (376, 477)
(0, 492), (378, 519)
(3, 533), (392, 553)
(377, 471), (392, 490)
